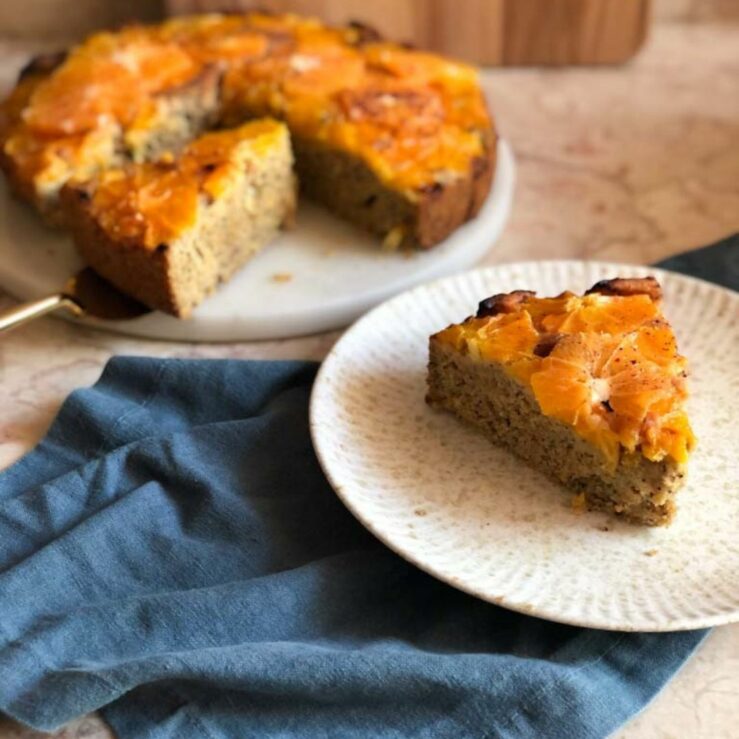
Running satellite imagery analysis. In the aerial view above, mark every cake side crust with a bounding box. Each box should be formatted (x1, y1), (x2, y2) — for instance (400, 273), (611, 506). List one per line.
(414, 127), (496, 249)
(60, 184), (177, 314)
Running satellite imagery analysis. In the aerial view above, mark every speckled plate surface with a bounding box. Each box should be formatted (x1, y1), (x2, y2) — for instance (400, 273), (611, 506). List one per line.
(311, 261), (739, 632)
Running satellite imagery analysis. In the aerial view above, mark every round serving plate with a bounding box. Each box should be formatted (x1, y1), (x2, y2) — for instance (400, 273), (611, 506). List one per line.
(0, 140), (514, 342)
(310, 260), (739, 632)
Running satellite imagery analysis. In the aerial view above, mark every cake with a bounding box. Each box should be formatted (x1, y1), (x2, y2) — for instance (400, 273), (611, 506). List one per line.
(426, 277), (695, 526)
(0, 12), (496, 258)
(59, 120), (295, 317)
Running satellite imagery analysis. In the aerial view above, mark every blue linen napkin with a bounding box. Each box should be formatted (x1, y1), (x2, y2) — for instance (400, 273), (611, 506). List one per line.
(0, 237), (735, 739)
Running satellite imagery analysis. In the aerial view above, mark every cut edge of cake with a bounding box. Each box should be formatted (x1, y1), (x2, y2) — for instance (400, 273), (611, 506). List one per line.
(292, 128), (496, 250)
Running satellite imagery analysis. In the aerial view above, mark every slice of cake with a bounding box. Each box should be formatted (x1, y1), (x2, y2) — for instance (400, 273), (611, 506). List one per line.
(61, 119), (295, 317)
(426, 277), (695, 526)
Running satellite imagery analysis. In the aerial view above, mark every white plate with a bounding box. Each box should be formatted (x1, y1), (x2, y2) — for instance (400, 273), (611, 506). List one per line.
(310, 260), (739, 632)
(0, 140), (514, 342)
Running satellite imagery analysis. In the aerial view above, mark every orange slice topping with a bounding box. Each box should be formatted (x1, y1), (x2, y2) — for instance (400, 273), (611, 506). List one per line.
(85, 120), (284, 248)
(23, 33), (200, 136)
(433, 280), (695, 467)
(542, 293), (658, 335)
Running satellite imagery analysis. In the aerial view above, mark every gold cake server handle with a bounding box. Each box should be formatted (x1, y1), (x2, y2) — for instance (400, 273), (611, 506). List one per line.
(0, 268), (150, 335)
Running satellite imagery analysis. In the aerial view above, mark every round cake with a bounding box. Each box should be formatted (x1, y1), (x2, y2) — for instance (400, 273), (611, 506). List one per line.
(0, 13), (497, 314)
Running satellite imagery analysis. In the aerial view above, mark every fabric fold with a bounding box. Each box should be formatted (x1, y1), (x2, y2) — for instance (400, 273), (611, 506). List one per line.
(0, 357), (708, 738)
(2, 234), (735, 737)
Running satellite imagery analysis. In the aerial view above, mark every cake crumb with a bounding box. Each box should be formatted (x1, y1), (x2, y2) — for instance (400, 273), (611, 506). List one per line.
(271, 272), (293, 283)
(414, 508), (427, 517)
(571, 492), (587, 513)
(644, 549), (658, 557)
(382, 225), (405, 250)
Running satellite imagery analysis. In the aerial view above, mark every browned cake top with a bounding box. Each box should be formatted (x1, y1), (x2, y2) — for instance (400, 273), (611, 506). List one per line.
(0, 13), (493, 195)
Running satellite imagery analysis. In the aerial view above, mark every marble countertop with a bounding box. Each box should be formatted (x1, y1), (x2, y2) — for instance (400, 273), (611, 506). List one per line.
(1, 20), (738, 739)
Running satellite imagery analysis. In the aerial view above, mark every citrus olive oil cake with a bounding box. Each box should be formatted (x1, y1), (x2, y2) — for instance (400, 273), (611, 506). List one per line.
(0, 14), (496, 315)
(426, 277), (695, 526)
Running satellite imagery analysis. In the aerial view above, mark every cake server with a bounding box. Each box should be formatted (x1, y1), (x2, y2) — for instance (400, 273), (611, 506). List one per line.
(0, 268), (150, 335)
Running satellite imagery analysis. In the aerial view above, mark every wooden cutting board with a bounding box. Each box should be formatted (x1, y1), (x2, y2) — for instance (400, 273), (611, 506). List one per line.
(165, 0), (652, 65)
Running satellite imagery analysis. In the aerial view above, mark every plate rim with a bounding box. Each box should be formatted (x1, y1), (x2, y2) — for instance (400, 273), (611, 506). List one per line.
(310, 259), (739, 632)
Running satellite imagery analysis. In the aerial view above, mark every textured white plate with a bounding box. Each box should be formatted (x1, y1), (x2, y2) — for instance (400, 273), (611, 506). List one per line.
(0, 140), (514, 342)
(311, 260), (739, 632)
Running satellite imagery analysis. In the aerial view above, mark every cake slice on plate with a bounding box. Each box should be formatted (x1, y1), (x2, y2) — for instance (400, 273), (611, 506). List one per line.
(426, 277), (695, 526)
(61, 119), (295, 317)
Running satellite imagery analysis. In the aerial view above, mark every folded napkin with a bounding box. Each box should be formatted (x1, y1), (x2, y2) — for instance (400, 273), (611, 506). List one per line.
(1, 237), (735, 739)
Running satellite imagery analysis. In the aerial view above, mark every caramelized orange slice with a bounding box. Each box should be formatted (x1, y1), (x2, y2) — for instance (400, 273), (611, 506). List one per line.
(24, 35), (199, 136)
(542, 294), (658, 335)
(87, 121), (284, 249)
(437, 278), (695, 466)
